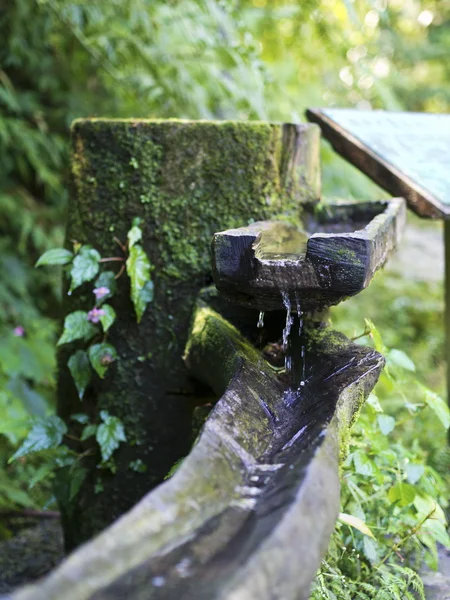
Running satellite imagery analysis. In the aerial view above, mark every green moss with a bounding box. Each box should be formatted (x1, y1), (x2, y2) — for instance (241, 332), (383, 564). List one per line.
(70, 119), (319, 282)
(336, 247), (358, 262)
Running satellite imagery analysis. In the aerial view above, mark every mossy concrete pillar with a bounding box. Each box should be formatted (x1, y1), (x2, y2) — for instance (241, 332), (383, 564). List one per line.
(58, 119), (320, 547)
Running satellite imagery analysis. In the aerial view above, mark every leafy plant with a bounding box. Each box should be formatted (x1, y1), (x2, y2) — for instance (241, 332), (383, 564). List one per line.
(310, 320), (450, 599)
(37, 218), (153, 396)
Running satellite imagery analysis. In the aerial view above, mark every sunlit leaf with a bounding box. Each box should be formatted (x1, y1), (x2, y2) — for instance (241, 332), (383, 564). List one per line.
(35, 248), (73, 267)
(406, 463), (425, 485)
(366, 392), (383, 413)
(377, 414), (395, 435)
(68, 350), (92, 399)
(364, 318), (385, 353)
(127, 224), (142, 248)
(420, 384), (450, 430)
(57, 311), (97, 346)
(388, 349), (415, 372)
(126, 244), (153, 322)
(96, 410), (126, 462)
(388, 482), (416, 507)
(363, 536), (379, 564)
(338, 512), (375, 538)
(353, 451), (374, 476)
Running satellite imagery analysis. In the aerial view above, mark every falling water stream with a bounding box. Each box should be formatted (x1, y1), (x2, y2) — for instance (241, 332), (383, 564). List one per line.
(281, 291), (294, 374)
(257, 311), (265, 329)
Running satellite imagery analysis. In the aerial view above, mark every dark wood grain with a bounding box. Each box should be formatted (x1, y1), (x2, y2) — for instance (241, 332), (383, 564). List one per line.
(213, 198), (405, 311)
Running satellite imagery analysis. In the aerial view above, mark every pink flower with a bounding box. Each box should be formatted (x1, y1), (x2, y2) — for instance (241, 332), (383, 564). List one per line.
(93, 287), (110, 301)
(13, 326), (25, 337)
(87, 308), (106, 324)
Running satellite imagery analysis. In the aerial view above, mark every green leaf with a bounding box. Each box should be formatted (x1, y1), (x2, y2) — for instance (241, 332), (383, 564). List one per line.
(35, 248), (73, 267)
(377, 414), (395, 435)
(71, 413), (89, 424)
(57, 311), (97, 346)
(387, 349), (416, 372)
(99, 304), (116, 333)
(366, 393), (383, 413)
(141, 279), (154, 306)
(129, 459), (147, 473)
(81, 424), (97, 441)
(388, 482), (416, 507)
(28, 463), (55, 489)
(96, 410), (126, 461)
(9, 415), (67, 462)
(338, 513), (375, 538)
(126, 244), (153, 322)
(94, 271), (116, 304)
(406, 463), (425, 485)
(69, 466), (88, 502)
(6, 376), (48, 417)
(420, 384), (450, 430)
(88, 343), (117, 378)
(353, 451), (374, 476)
(67, 350), (92, 399)
(364, 318), (385, 353)
(69, 247), (101, 293)
(127, 224), (142, 248)
(363, 536), (380, 564)
(0, 479), (35, 508)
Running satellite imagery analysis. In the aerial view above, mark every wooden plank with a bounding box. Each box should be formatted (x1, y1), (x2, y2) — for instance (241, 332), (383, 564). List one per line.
(306, 108), (450, 219)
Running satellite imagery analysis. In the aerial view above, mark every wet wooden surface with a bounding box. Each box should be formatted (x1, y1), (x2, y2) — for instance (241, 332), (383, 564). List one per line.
(8, 304), (383, 600)
(307, 108), (450, 219)
(213, 198), (405, 311)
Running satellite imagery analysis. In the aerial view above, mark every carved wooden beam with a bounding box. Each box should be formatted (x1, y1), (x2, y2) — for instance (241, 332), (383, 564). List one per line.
(213, 198), (405, 311)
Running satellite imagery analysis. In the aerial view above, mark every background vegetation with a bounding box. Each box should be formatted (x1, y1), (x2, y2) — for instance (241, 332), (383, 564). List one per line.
(1, 0), (450, 595)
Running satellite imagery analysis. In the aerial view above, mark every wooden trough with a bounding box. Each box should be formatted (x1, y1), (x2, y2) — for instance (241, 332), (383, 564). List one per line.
(9, 300), (383, 600)
(2, 119), (404, 599)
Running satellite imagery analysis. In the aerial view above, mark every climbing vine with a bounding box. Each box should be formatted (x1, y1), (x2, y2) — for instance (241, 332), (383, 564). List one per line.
(8, 218), (153, 481)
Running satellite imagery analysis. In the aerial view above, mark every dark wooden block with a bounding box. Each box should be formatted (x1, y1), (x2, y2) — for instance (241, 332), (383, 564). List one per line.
(213, 198), (406, 311)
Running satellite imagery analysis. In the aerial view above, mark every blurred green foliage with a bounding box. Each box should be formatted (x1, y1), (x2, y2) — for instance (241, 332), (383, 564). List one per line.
(1, 0), (449, 593)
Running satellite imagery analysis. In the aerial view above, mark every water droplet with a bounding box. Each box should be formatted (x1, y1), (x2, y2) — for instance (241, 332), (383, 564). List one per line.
(175, 558), (192, 578)
(257, 311), (265, 328)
